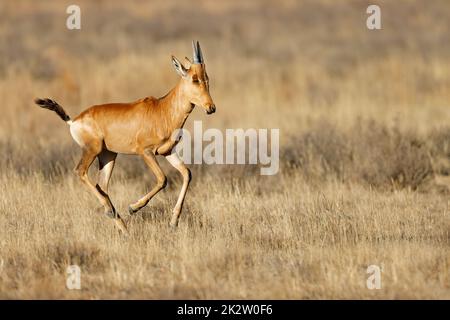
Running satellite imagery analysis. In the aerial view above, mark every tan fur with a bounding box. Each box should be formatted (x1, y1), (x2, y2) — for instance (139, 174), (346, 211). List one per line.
(40, 50), (215, 233)
(71, 64), (213, 155)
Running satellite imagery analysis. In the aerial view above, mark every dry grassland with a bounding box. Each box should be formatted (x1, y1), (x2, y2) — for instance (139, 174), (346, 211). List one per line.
(0, 0), (448, 299)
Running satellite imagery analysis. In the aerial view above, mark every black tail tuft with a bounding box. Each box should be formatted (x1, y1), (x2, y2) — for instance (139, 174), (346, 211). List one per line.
(34, 98), (71, 122)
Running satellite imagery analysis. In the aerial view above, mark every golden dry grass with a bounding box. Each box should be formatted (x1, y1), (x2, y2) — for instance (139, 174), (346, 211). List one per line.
(0, 0), (449, 299)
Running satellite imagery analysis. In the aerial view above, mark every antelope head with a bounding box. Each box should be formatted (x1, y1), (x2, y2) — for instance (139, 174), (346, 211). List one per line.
(171, 41), (216, 115)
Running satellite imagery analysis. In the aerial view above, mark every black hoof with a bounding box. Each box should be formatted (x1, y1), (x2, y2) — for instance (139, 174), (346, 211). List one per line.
(105, 210), (118, 219)
(128, 206), (139, 215)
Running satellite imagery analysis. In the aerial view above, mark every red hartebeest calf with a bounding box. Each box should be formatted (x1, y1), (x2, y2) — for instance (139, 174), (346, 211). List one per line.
(35, 41), (215, 234)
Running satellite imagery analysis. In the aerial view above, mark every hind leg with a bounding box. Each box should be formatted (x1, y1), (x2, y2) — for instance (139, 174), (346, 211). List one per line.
(97, 149), (117, 194)
(75, 147), (127, 234)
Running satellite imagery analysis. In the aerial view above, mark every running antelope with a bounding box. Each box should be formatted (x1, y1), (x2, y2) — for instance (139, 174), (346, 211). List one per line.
(35, 41), (215, 234)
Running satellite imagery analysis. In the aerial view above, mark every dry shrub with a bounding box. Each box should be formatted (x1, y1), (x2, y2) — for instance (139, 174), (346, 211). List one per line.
(285, 120), (434, 190)
(427, 128), (450, 176)
(0, 140), (75, 179)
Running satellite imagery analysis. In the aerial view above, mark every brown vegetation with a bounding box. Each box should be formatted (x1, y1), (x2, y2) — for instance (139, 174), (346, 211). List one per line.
(0, 0), (448, 299)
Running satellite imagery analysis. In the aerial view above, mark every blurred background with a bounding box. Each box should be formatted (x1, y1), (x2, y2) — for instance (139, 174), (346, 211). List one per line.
(1, 0), (449, 188)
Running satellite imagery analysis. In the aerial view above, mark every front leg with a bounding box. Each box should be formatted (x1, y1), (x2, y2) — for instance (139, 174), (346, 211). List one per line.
(128, 149), (167, 214)
(165, 153), (191, 227)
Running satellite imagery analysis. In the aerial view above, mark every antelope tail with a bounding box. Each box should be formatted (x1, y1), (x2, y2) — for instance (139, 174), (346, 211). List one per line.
(34, 98), (72, 124)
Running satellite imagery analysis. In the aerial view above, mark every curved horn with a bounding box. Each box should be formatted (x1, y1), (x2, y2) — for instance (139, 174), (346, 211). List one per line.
(196, 41), (204, 63)
(192, 40), (200, 64)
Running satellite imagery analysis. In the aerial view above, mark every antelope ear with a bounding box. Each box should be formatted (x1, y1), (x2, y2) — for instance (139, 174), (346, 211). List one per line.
(171, 55), (188, 78)
(184, 57), (192, 68)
